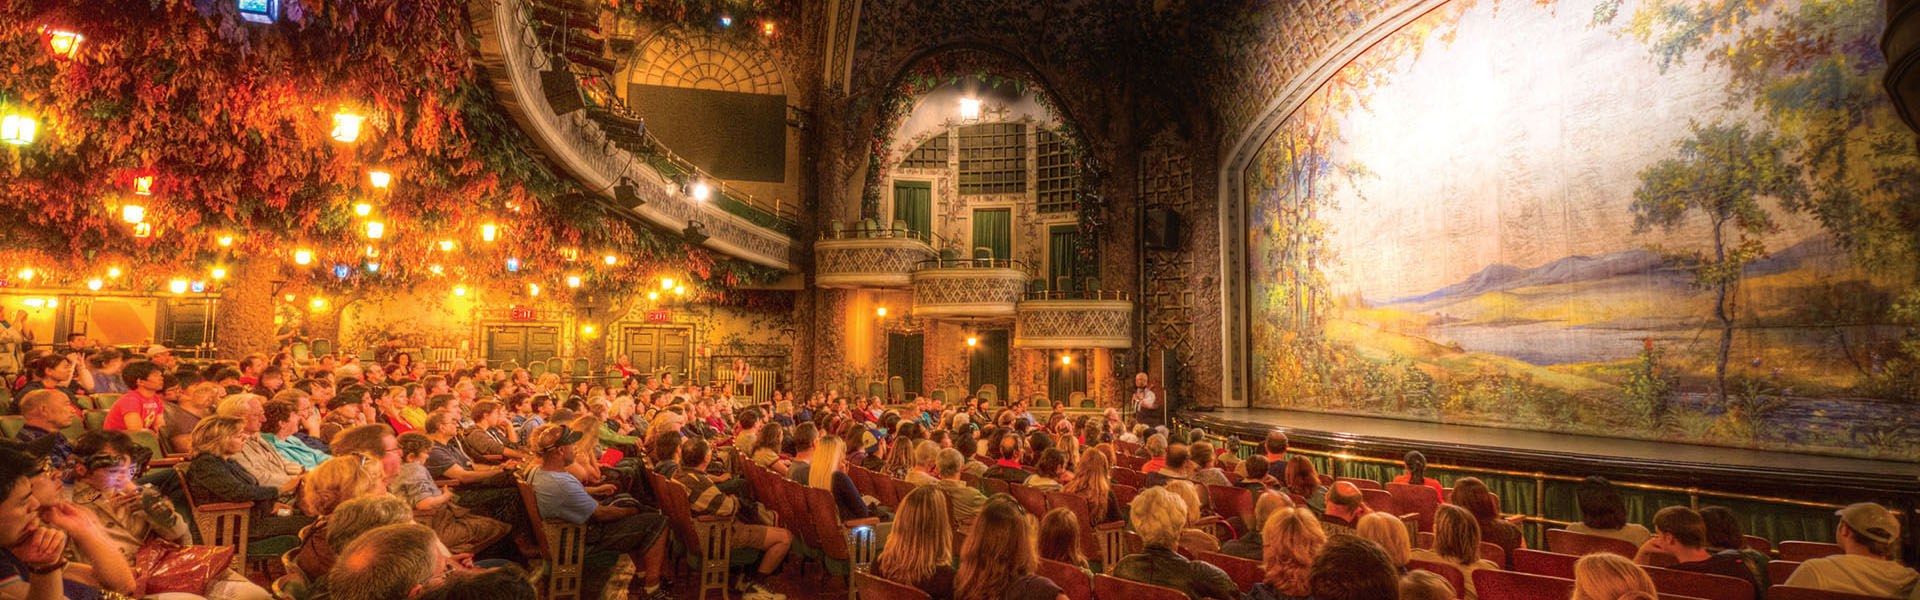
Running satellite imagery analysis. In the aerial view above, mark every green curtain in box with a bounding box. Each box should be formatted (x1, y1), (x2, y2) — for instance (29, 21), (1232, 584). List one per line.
(1049, 225), (1079, 292)
(969, 329), (1010, 397)
(972, 208), (1011, 259)
(1048, 351), (1087, 403)
(887, 333), (924, 397)
(892, 181), (932, 237)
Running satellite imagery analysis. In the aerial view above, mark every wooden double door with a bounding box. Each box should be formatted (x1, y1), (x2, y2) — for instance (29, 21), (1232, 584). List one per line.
(484, 324), (560, 367)
(621, 325), (693, 379)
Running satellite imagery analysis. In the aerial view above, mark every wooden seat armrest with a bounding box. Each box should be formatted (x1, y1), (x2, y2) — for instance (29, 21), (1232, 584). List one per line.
(693, 515), (733, 524)
(149, 457), (183, 469)
(481, 455), (505, 463)
(198, 502), (256, 512)
(1400, 512), (1421, 521)
(1504, 514), (1527, 526)
(1094, 521), (1127, 531)
(843, 517), (882, 528)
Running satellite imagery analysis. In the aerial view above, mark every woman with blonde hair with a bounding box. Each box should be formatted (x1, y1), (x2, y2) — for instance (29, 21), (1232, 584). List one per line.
(1573, 553), (1659, 600)
(1037, 507), (1088, 571)
(955, 497), (1068, 600)
(1063, 448), (1118, 523)
(1165, 479), (1222, 554)
(1108, 486), (1238, 599)
(871, 486), (956, 599)
(1247, 507), (1326, 600)
(805, 435), (872, 519)
(1411, 504), (1501, 600)
(300, 455), (383, 516)
(1358, 512), (1413, 571)
(184, 415), (312, 539)
(565, 414), (608, 485)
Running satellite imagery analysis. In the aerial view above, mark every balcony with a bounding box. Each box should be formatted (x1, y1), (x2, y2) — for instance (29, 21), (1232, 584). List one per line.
(813, 226), (938, 289)
(910, 258), (1030, 320)
(1014, 290), (1133, 349)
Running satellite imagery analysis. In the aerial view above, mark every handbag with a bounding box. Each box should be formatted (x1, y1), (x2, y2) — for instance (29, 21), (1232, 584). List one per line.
(132, 536), (237, 594)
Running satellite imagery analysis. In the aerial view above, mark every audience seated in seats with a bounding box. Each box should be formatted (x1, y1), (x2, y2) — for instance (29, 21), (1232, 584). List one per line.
(1635, 506), (1762, 598)
(1358, 511), (1413, 573)
(0, 444), (151, 600)
(1391, 451), (1445, 501)
(674, 435), (793, 599)
(906, 439), (942, 486)
(1237, 455), (1278, 494)
(315, 522), (447, 600)
(460, 400), (525, 462)
(164, 381), (220, 455)
(103, 360), (166, 432)
(296, 494), (414, 583)
(1400, 569), (1456, 600)
(263, 399), (333, 470)
(1283, 457), (1329, 514)
(1188, 441), (1231, 488)
(1449, 477), (1523, 562)
(1308, 534), (1403, 600)
(1221, 491), (1292, 561)
(217, 394), (307, 488)
(872, 486), (958, 599)
(785, 423), (816, 482)
(317, 386), (362, 446)
(1144, 443), (1193, 489)
(420, 410), (527, 535)
(960, 430), (992, 479)
(1107, 485), (1237, 600)
(750, 422), (793, 478)
(1318, 482), (1372, 538)
(525, 424), (675, 600)
(1410, 504), (1499, 600)
(1574, 552), (1659, 600)
(1140, 434), (1170, 474)
(933, 448), (988, 527)
(1038, 507), (1089, 571)
(1063, 448), (1121, 524)
(1164, 480), (1222, 555)
(67, 431), (271, 599)
(1570, 476), (1654, 546)
(11, 390), (79, 471)
(649, 429), (684, 479)
(392, 433), (510, 555)
(413, 563), (538, 600)
(1700, 505), (1772, 589)
(185, 415), (315, 539)
(1782, 502), (1918, 599)
(1258, 433), (1290, 478)
(986, 430), (1035, 484)
(1025, 448), (1069, 492)
(955, 496), (1068, 600)
(1246, 506), (1327, 600)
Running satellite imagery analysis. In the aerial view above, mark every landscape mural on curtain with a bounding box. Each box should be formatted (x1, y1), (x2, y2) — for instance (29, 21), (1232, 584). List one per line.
(1244, 0), (1920, 460)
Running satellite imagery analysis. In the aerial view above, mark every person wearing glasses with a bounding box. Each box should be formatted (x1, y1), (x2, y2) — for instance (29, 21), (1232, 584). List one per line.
(0, 442), (143, 600)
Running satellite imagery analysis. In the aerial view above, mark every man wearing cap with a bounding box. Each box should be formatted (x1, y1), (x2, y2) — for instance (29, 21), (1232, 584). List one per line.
(144, 344), (178, 372)
(525, 424), (674, 600)
(1784, 503), (1919, 599)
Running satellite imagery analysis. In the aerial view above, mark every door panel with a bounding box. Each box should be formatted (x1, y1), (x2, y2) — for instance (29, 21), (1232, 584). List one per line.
(484, 325), (559, 367)
(623, 326), (692, 379)
(887, 333), (925, 397)
(969, 329), (1011, 399)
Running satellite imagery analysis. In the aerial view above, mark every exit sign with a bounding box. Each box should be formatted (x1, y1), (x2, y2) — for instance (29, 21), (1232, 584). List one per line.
(508, 307), (537, 321)
(645, 309), (671, 323)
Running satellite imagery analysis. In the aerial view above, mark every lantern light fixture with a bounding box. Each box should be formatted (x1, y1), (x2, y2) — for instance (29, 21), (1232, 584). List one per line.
(958, 97), (981, 120)
(121, 204), (146, 224)
(86, 278), (103, 291)
(365, 262), (380, 273)
(353, 202), (373, 217)
(438, 239), (455, 252)
(310, 297), (327, 310)
(132, 223), (153, 238)
(1, 113), (37, 146)
(368, 170), (392, 189)
(106, 267), (122, 279)
(15, 268), (35, 282)
(330, 111), (363, 142)
(365, 221), (385, 239)
(602, 254), (618, 266)
(527, 283), (541, 296)
(762, 21), (776, 36)
(168, 279), (189, 294)
(965, 336), (979, 348)
(481, 223), (498, 242)
(428, 264), (444, 275)
(293, 249), (313, 265)
(216, 234), (235, 247)
(674, 285), (686, 296)
(580, 324), (597, 336)
(689, 180), (712, 202)
(566, 275), (582, 288)
(132, 176), (155, 196)
(452, 285), (469, 297)
(1060, 354), (1073, 365)
(647, 291), (659, 301)
(238, 0), (279, 24)
(876, 306), (888, 318)
(505, 257), (520, 272)
(661, 278), (675, 290)
(41, 27), (83, 59)
(210, 267), (228, 280)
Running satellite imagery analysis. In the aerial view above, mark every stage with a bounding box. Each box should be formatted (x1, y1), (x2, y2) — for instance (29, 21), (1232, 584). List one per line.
(1177, 408), (1920, 501)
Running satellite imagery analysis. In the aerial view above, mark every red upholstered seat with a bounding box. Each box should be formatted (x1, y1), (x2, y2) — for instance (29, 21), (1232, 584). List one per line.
(1742, 535), (1773, 555)
(1039, 559), (1092, 600)
(1546, 528), (1640, 558)
(853, 571), (931, 600)
(1113, 467), (1145, 488)
(1387, 482), (1442, 532)
(1112, 484), (1141, 517)
(1362, 488), (1398, 514)
(1778, 541), (1844, 562)
(1479, 541), (1508, 566)
(1206, 485), (1254, 526)
(1767, 560), (1801, 586)
(1198, 551), (1263, 593)
(1009, 483), (1049, 517)
(1408, 559), (1467, 599)
(1091, 574), (1189, 600)
(1511, 548), (1578, 579)
(1767, 585), (1901, 600)
(1642, 565), (1754, 600)
(1473, 569), (1574, 600)
(1337, 477), (1383, 490)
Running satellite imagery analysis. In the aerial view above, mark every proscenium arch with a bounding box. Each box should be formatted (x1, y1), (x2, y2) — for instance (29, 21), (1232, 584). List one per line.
(858, 42), (1101, 218)
(1211, 0), (1468, 409)
(620, 30), (791, 96)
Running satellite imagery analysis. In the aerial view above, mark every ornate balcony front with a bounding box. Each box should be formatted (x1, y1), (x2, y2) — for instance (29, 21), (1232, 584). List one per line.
(813, 229), (938, 289)
(1014, 291), (1134, 349)
(910, 258), (1030, 321)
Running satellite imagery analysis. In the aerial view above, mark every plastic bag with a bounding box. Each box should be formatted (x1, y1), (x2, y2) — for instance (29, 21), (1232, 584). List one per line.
(132, 536), (236, 594)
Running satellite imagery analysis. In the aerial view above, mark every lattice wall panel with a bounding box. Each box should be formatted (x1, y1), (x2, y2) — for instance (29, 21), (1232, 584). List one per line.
(1141, 133), (1196, 397)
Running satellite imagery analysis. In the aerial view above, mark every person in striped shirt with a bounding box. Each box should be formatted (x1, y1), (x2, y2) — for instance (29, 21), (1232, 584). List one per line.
(675, 437), (792, 600)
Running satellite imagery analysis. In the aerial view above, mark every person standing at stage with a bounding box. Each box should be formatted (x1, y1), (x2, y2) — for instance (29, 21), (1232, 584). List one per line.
(1131, 372), (1160, 427)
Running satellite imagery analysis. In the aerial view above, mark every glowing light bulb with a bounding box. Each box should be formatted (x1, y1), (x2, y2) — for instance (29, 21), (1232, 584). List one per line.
(527, 283), (541, 296)
(481, 223), (498, 242)
(353, 202), (373, 217)
(210, 267), (228, 280)
(958, 97), (981, 120)
(966, 336), (978, 347)
(876, 307), (887, 318)
(216, 235), (235, 247)
(689, 181), (712, 202)
(42, 28), (83, 59)
(581, 324), (596, 336)
(331, 111), (364, 142)
(106, 267), (122, 279)
(365, 221), (385, 239)
(15, 268), (34, 282)
(86, 279), (103, 291)
(365, 262), (379, 273)
(284, 294), (296, 302)
(566, 275), (582, 288)
(429, 264), (444, 275)
(368, 170), (392, 189)
(1, 113), (37, 146)
(647, 291), (659, 301)
(169, 279), (189, 294)
(438, 239), (455, 252)
(1061, 354), (1073, 365)
(674, 285), (686, 296)
(761, 21), (776, 36)
(121, 204), (146, 224)
(453, 286), (468, 297)
(132, 176), (154, 196)
(293, 249), (313, 265)
(661, 278), (675, 290)
(22, 298), (45, 308)
(310, 297), (327, 310)
(603, 254), (618, 266)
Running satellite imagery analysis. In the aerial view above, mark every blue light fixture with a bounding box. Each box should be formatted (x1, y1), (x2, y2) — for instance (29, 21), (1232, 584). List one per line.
(237, 0), (278, 24)
(190, 281), (208, 293)
(719, 14), (733, 27)
(365, 262), (380, 273)
(333, 264), (351, 279)
(505, 257), (521, 272)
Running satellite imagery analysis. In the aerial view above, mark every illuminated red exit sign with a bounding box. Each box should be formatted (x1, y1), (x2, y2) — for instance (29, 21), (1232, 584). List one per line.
(645, 309), (671, 323)
(508, 307), (537, 321)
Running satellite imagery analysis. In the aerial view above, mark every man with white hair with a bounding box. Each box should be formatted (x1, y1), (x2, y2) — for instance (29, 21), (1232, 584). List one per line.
(216, 394), (304, 487)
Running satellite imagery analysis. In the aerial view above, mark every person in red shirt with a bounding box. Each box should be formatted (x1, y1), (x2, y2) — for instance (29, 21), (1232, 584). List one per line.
(104, 360), (168, 432)
(1389, 450), (1445, 501)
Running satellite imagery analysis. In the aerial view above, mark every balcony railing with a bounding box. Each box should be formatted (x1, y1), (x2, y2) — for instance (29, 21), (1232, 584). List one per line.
(813, 228), (937, 289)
(1014, 292), (1133, 349)
(909, 259), (1030, 320)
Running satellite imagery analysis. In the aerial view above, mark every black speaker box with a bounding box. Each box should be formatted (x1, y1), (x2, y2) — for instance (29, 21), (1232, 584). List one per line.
(1145, 207), (1181, 249)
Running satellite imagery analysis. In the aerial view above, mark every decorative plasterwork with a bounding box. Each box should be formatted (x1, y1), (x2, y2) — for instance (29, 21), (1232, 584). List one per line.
(910, 267), (1028, 320)
(628, 33), (787, 95)
(1014, 299), (1133, 349)
(813, 237), (938, 289)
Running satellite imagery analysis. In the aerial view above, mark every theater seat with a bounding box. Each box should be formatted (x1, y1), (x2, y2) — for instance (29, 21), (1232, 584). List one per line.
(1546, 528), (1640, 558)
(1642, 565), (1753, 600)
(1767, 585), (1897, 600)
(1473, 569), (1574, 600)
(1091, 574), (1188, 600)
(1778, 541), (1844, 562)
(853, 571), (931, 600)
(1408, 559), (1467, 599)
(1039, 559), (1092, 600)
(1511, 548), (1578, 579)
(1767, 560), (1801, 585)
